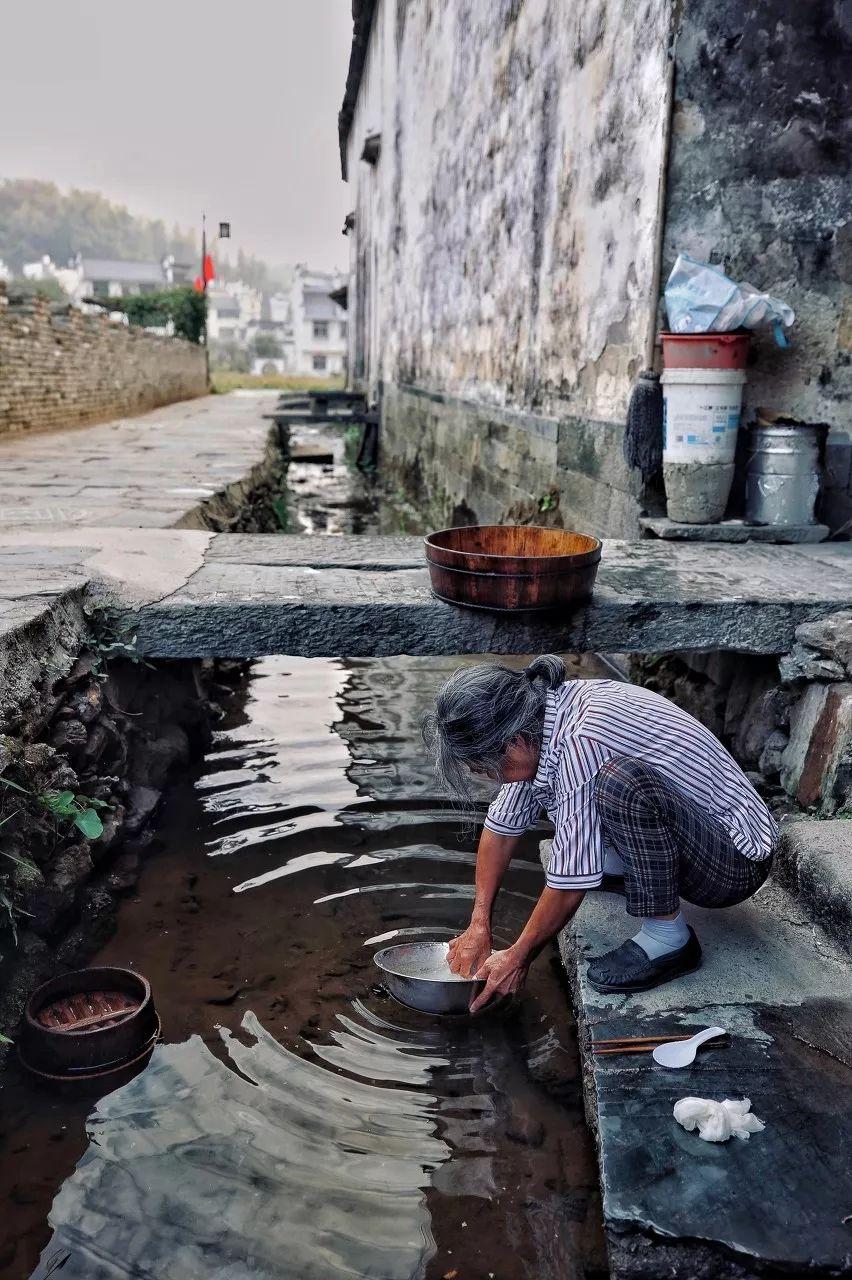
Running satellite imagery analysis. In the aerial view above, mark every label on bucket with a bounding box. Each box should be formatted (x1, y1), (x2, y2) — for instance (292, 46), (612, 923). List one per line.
(662, 382), (743, 463)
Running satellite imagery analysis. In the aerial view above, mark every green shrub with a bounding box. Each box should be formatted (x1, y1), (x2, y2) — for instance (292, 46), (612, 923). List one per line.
(104, 287), (207, 344)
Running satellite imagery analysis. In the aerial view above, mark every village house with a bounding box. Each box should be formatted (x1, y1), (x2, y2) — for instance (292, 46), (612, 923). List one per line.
(21, 253), (195, 304)
(73, 254), (194, 300)
(289, 264), (348, 375)
(339, 0), (851, 536)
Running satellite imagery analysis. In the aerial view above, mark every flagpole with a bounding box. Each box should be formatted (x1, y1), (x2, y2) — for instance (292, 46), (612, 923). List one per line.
(202, 212), (208, 355)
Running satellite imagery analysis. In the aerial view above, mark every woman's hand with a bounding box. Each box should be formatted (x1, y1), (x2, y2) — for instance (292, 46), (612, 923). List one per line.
(469, 945), (530, 1014)
(447, 922), (492, 978)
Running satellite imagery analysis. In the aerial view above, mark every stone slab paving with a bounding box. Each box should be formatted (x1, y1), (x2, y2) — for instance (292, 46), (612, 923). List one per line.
(0, 391), (277, 529)
(641, 515), (831, 543)
(126, 533), (852, 657)
(2, 530), (852, 657)
(775, 818), (852, 956)
(542, 841), (852, 1278)
(1, 394), (852, 658)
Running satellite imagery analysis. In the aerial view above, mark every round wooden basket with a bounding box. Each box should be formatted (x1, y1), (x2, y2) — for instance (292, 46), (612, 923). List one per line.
(18, 966), (159, 1087)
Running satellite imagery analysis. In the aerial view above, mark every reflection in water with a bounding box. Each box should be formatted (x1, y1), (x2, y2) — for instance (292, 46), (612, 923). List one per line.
(36, 1017), (447, 1280)
(23, 656), (606, 1280)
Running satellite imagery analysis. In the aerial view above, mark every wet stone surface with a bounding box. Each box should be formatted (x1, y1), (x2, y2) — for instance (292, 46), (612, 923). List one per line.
(547, 850), (852, 1279)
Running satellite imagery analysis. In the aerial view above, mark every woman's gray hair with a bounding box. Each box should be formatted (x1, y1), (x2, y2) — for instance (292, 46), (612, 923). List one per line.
(423, 654), (566, 803)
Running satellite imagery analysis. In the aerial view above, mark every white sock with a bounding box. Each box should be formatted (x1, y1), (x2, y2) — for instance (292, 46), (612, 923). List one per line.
(603, 847), (624, 875)
(634, 912), (690, 960)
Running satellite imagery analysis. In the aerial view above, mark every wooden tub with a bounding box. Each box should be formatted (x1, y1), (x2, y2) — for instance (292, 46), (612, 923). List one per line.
(424, 525), (601, 612)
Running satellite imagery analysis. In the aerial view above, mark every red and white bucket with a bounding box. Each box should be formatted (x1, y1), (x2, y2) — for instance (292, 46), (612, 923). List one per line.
(661, 331), (750, 370)
(659, 331), (750, 524)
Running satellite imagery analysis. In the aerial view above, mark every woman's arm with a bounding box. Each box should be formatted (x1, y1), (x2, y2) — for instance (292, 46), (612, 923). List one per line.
(447, 828), (520, 977)
(468, 886), (585, 1013)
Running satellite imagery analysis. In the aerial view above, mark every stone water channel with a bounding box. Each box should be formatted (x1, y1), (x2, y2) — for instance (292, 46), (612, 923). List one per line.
(1, 426), (609, 1280)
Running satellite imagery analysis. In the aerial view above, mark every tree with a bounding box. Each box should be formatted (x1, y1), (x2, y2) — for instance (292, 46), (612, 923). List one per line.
(209, 341), (251, 373)
(251, 333), (283, 359)
(0, 179), (196, 273)
(7, 276), (66, 302)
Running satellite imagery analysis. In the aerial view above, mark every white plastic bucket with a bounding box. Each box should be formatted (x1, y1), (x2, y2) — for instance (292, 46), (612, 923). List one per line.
(661, 368), (747, 464)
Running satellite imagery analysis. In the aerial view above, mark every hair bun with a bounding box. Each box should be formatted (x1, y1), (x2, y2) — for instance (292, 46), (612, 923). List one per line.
(523, 655), (566, 689)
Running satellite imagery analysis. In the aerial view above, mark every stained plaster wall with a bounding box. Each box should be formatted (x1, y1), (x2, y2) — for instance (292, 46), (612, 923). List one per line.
(344, 0), (851, 536)
(345, 0), (672, 536)
(664, 0), (852, 531)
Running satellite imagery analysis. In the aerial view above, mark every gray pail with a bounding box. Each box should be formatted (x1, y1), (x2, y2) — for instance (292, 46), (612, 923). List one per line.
(745, 424), (821, 527)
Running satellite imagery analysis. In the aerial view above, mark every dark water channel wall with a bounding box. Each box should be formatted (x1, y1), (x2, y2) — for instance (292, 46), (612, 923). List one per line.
(0, 646), (234, 1044)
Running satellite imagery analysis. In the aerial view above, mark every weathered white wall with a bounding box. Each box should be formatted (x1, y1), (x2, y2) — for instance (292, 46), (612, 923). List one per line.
(347, 0), (672, 424)
(663, 0), (852, 531)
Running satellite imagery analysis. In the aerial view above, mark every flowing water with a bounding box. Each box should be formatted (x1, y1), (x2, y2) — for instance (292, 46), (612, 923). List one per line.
(2, 435), (607, 1278)
(2, 653), (607, 1280)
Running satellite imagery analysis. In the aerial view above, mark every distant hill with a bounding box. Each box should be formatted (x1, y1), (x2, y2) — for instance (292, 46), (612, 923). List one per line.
(0, 179), (196, 271)
(0, 178), (289, 292)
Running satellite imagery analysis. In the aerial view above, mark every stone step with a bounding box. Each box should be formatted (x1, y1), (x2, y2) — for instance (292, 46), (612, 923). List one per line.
(641, 516), (830, 544)
(774, 818), (852, 956)
(541, 840), (852, 1279)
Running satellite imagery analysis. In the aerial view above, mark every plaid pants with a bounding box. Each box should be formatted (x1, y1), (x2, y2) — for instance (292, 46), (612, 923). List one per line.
(594, 757), (772, 918)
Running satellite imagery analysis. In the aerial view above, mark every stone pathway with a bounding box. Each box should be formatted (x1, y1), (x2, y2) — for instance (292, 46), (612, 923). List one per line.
(2, 393), (852, 657)
(0, 391), (277, 529)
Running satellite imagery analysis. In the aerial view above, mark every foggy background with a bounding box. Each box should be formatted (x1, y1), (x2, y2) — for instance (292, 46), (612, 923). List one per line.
(0, 0), (353, 273)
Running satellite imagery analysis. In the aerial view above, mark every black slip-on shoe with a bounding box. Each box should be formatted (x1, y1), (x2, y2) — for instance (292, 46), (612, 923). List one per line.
(586, 927), (702, 994)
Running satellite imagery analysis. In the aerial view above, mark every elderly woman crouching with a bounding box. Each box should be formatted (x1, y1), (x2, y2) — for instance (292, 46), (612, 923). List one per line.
(424, 655), (776, 1013)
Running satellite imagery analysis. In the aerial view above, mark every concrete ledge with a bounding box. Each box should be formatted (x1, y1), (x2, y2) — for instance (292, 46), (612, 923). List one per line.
(775, 819), (852, 956)
(542, 841), (852, 1279)
(2, 534), (852, 659)
(125, 535), (852, 658)
(641, 517), (830, 544)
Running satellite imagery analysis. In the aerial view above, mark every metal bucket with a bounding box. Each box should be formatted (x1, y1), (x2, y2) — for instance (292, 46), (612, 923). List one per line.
(745, 424), (821, 527)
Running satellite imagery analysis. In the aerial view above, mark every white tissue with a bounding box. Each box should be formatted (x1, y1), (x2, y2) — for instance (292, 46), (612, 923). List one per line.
(673, 1097), (765, 1143)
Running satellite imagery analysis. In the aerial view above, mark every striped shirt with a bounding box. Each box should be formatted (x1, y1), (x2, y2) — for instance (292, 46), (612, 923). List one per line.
(484, 679), (777, 890)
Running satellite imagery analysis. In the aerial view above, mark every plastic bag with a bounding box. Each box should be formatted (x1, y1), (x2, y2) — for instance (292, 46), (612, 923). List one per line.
(665, 253), (794, 345)
(673, 1096), (765, 1143)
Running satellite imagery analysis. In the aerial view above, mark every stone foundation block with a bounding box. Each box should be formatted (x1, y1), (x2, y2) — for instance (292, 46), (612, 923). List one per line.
(775, 818), (852, 955)
(781, 681), (852, 812)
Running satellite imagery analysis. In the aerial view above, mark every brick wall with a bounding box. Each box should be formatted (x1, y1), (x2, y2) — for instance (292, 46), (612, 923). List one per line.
(0, 287), (208, 437)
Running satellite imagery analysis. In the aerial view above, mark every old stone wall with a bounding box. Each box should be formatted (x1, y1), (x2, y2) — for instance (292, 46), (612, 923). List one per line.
(632, 609), (852, 820)
(0, 635), (241, 1043)
(344, 0), (851, 536)
(664, 0), (852, 529)
(345, 0), (672, 536)
(382, 382), (645, 534)
(0, 288), (208, 437)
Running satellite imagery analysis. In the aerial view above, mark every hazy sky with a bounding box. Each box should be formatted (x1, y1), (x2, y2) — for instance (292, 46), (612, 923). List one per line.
(0, 0), (353, 272)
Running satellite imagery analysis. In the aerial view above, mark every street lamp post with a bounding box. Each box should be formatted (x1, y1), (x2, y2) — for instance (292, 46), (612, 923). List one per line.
(199, 214), (230, 349)
(200, 214), (231, 294)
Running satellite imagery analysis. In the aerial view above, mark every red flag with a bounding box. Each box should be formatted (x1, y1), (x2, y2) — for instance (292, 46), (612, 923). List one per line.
(193, 276), (204, 292)
(203, 254), (215, 284)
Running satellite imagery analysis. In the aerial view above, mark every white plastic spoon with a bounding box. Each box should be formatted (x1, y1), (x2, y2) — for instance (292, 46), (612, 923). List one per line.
(652, 1026), (726, 1069)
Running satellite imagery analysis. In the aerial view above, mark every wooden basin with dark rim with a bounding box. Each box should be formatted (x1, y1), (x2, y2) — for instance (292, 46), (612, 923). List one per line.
(424, 525), (602, 612)
(19, 966), (158, 1078)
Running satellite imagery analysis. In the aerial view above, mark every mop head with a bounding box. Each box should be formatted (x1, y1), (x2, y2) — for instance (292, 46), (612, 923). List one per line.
(624, 369), (663, 482)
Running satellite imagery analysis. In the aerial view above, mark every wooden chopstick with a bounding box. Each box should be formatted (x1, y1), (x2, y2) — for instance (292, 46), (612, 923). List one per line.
(592, 1040), (727, 1057)
(591, 1033), (727, 1056)
(592, 1032), (696, 1048)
